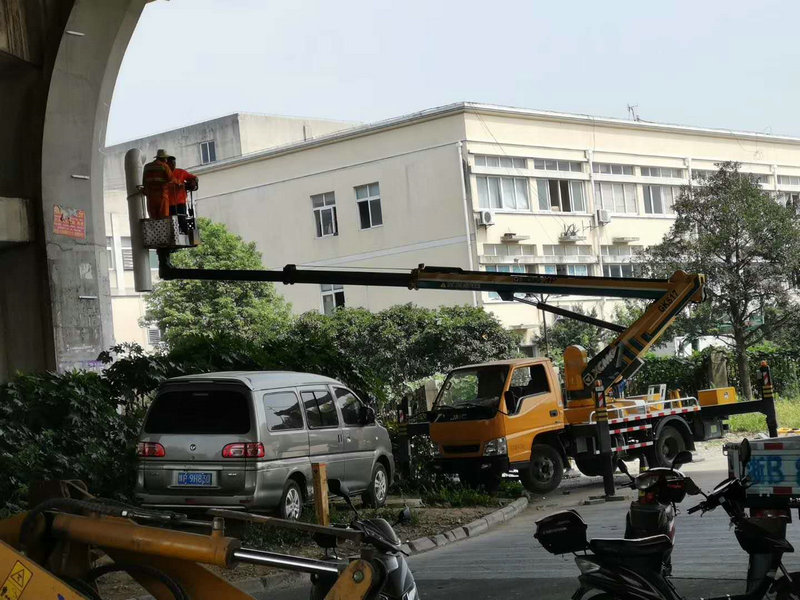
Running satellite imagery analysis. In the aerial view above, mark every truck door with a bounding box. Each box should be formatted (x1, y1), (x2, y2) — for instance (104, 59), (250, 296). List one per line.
(503, 364), (563, 463)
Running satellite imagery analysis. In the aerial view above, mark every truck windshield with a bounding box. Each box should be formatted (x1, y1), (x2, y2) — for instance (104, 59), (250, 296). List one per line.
(434, 366), (509, 412)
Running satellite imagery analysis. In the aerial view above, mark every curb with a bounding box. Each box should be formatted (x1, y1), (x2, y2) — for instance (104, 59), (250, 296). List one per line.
(401, 496), (529, 556)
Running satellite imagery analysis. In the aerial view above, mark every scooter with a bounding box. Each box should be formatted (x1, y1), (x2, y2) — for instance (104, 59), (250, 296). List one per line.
(617, 450), (697, 575)
(535, 439), (800, 600)
(309, 479), (419, 600)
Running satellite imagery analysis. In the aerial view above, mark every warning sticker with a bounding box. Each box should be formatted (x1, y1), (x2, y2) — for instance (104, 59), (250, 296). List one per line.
(0, 561), (32, 600)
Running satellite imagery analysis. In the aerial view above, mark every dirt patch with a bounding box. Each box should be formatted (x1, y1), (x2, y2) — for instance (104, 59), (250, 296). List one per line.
(94, 504), (504, 599)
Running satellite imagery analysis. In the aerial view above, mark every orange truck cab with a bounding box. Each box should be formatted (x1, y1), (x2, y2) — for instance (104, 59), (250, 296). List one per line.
(430, 358), (565, 493)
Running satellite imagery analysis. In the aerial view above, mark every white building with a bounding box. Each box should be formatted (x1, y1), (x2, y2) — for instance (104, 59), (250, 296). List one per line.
(103, 113), (356, 348)
(190, 102), (800, 355)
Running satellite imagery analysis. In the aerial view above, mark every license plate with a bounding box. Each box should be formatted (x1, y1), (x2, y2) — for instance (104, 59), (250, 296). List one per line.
(177, 472), (212, 486)
(746, 453), (800, 494)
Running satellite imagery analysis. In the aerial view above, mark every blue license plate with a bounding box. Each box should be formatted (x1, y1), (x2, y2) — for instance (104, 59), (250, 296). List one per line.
(177, 472), (212, 486)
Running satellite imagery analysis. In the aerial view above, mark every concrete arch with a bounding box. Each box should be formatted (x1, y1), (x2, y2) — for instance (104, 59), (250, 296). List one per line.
(1, 0), (147, 379)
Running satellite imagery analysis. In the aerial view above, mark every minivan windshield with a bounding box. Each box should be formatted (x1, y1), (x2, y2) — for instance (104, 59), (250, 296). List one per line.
(144, 389), (251, 434)
(433, 366), (509, 413)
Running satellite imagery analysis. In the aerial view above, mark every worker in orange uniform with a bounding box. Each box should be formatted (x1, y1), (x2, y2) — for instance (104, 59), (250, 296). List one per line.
(167, 156), (198, 233)
(142, 149), (173, 219)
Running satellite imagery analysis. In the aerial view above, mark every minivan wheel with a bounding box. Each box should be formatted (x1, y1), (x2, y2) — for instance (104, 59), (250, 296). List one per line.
(362, 463), (388, 508)
(279, 480), (303, 520)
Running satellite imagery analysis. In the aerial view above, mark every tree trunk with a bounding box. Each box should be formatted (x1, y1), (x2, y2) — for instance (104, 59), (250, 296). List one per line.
(734, 329), (752, 400)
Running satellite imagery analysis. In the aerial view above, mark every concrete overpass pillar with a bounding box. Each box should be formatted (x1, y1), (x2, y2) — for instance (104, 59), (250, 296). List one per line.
(0, 0), (147, 380)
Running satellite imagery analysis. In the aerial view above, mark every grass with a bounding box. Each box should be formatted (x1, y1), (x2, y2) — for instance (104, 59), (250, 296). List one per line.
(729, 397), (800, 432)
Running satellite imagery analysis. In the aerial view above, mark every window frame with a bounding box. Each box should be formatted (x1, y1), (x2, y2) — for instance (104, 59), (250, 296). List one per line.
(594, 181), (638, 214)
(355, 182), (383, 229)
(535, 178), (587, 213)
(333, 386), (368, 427)
(642, 184), (678, 215)
(200, 140), (217, 164)
(542, 264), (589, 276)
(300, 388), (340, 430)
(532, 158), (583, 173)
(476, 175), (530, 211)
(311, 192), (338, 238)
(474, 155), (527, 169)
(592, 162), (634, 175)
(321, 283), (345, 315)
(263, 389), (306, 432)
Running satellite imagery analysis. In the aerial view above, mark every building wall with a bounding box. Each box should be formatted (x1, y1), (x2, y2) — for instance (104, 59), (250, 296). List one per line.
(236, 113), (355, 156)
(193, 104), (800, 356)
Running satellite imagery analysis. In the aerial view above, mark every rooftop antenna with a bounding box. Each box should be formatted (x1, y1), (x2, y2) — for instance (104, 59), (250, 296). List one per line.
(627, 104), (640, 122)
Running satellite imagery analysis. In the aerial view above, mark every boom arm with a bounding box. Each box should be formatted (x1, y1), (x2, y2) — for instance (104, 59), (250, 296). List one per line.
(158, 257), (705, 396)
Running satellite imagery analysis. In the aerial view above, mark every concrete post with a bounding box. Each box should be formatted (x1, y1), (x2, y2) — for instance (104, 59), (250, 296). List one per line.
(124, 148), (152, 292)
(594, 380), (616, 497)
(760, 361), (778, 438)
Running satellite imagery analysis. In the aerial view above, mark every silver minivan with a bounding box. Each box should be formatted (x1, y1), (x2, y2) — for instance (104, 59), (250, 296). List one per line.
(134, 371), (394, 519)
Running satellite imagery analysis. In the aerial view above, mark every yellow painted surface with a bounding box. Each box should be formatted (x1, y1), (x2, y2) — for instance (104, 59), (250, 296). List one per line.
(0, 540), (85, 600)
(698, 387), (737, 406)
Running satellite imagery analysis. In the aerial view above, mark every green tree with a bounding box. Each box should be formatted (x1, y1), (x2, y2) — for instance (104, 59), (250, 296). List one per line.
(640, 162), (800, 399)
(144, 219), (292, 346)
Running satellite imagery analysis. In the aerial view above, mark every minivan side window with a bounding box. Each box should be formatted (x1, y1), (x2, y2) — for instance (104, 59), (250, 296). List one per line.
(263, 391), (304, 431)
(334, 387), (365, 426)
(301, 390), (340, 429)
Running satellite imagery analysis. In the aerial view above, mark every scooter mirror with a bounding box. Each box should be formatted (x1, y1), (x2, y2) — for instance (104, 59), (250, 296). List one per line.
(740, 438), (751, 467)
(684, 477), (702, 496)
(328, 479), (350, 498)
(672, 450), (693, 469)
(395, 506), (412, 526)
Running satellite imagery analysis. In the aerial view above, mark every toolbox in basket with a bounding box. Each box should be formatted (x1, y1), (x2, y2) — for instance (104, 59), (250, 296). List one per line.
(726, 436), (800, 503)
(534, 510), (588, 554)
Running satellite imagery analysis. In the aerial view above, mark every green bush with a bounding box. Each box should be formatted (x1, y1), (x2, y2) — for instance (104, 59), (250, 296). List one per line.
(0, 371), (141, 515)
(729, 398), (800, 432)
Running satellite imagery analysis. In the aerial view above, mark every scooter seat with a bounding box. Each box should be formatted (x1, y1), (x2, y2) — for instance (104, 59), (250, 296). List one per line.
(589, 534), (672, 557)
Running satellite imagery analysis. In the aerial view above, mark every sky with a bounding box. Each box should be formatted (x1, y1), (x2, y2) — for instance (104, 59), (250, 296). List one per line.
(106, 0), (800, 145)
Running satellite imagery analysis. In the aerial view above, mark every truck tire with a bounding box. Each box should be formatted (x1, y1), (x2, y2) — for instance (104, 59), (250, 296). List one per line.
(651, 425), (685, 468)
(520, 444), (563, 493)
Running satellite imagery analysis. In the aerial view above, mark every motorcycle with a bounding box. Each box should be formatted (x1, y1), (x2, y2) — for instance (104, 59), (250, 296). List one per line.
(535, 439), (800, 600)
(309, 479), (419, 600)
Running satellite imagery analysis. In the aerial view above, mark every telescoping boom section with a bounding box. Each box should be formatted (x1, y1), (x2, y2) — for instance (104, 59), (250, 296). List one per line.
(158, 258), (705, 396)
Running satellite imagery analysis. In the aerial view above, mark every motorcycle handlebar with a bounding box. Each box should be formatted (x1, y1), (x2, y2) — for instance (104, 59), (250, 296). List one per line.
(687, 503), (705, 514)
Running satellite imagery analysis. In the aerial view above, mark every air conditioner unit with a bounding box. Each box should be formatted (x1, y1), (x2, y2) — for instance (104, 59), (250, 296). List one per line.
(596, 209), (612, 225)
(477, 210), (495, 226)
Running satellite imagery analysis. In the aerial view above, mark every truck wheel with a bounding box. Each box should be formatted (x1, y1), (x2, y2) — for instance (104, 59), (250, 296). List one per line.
(652, 425), (685, 468)
(520, 444), (563, 493)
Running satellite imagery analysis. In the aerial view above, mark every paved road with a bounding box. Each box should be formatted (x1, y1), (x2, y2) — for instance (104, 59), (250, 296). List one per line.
(257, 451), (800, 600)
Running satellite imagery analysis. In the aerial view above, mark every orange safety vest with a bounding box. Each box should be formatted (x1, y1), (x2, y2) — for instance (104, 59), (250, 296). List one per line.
(168, 168), (198, 207)
(143, 159), (172, 219)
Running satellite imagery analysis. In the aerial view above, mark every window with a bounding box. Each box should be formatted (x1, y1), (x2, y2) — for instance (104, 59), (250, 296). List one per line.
(312, 192), (338, 237)
(474, 155), (527, 169)
(640, 166), (683, 178)
(147, 327), (162, 345)
(120, 236), (133, 270)
(334, 387), (366, 426)
(301, 390), (339, 428)
(106, 236), (114, 270)
(355, 183), (382, 229)
(485, 264), (526, 300)
(643, 185), (679, 214)
(542, 244), (592, 256)
(602, 244), (642, 259)
(510, 365), (550, 395)
(476, 176), (530, 210)
(535, 179), (586, 212)
(200, 140), (216, 164)
(482, 243), (536, 257)
(594, 182), (638, 214)
(149, 249), (159, 270)
(263, 391), (304, 431)
(144, 390), (250, 434)
(533, 159), (582, 172)
(778, 175), (800, 186)
(692, 169), (714, 181)
(603, 264), (635, 277)
(780, 192), (800, 211)
(593, 163), (634, 175)
(543, 264), (589, 276)
(321, 284), (345, 315)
